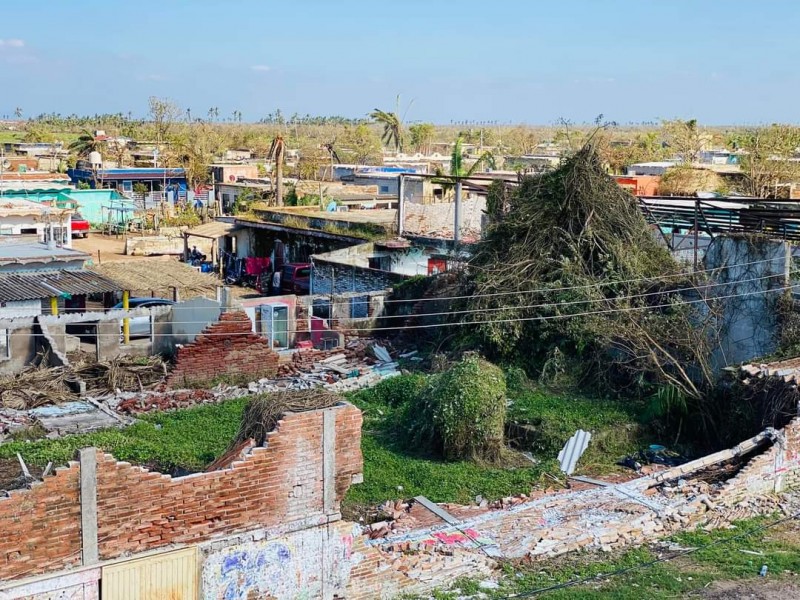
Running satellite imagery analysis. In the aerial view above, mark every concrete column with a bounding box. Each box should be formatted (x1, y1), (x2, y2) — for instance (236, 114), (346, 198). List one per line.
(220, 286), (232, 313)
(454, 180), (462, 245)
(322, 409), (336, 515)
(79, 448), (99, 566)
(397, 174), (405, 236)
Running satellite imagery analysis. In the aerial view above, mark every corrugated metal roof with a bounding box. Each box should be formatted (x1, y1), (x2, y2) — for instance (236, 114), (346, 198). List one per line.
(557, 429), (592, 476)
(0, 269), (123, 302)
(184, 220), (236, 239)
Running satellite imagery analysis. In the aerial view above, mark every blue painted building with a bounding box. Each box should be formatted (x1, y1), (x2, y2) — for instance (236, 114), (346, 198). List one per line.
(67, 166), (188, 195)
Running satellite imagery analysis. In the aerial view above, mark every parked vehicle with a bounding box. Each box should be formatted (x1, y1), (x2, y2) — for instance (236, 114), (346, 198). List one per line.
(112, 297), (175, 338)
(71, 213), (90, 238)
(280, 263), (311, 295)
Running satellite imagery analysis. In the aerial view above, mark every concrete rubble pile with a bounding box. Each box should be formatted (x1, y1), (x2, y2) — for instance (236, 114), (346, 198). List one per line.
(0, 337), (406, 438)
(273, 338), (402, 392)
(354, 422), (800, 589)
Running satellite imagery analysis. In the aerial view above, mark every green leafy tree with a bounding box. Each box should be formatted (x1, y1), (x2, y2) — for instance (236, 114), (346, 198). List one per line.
(408, 122), (435, 154)
(729, 124), (800, 197)
(23, 123), (55, 143)
(68, 129), (101, 158)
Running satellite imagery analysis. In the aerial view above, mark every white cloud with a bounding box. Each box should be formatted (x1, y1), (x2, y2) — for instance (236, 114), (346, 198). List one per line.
(137, 74), (169, 82)
(250, 64), (271, 72)
(0, 39), (25, 48)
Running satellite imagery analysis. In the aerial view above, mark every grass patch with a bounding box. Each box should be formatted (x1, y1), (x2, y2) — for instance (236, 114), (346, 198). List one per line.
(343, 374), (556, 514)
(415, 516), (800, 599)
(346, 433), (553, 508)
(507, 387), (647, 473)
(0, 399), (247, 473)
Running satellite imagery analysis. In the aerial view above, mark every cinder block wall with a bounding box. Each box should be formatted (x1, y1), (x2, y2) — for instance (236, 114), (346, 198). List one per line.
(166, 310), (279, 388)
(0, 403), (362, 583)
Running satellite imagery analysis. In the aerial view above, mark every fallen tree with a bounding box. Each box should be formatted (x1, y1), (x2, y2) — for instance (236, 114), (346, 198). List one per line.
(459, 144), (715, 401)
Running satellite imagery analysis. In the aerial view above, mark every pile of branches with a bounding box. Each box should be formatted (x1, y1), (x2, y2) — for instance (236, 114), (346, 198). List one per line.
(0, 354), (169, 410)
(72, 355), (167, 396)
(0, 362), (74, 410)
(234, 390), (342, 446)
(460, 143), (715, 400)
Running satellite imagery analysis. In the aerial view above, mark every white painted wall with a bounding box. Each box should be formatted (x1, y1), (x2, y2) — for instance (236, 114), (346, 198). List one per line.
(0, 299), (43, 319)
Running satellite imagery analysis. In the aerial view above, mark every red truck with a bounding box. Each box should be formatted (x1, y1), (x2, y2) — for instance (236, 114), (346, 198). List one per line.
(280, 263), (311, 295)
(71, 212), (90, 238)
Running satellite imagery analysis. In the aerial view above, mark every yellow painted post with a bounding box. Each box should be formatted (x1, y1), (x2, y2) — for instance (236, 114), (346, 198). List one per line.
(50, 296), (58, 316)
(122, 290), (130, 345)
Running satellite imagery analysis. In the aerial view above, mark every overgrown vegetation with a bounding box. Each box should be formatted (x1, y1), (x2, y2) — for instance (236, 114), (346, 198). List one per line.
(343, 368), (647, 514)
(345, 373), (553, 511)
(405, 355), (507, 463)
(0, 399), (247, 474)
(456, 144), (715, 414)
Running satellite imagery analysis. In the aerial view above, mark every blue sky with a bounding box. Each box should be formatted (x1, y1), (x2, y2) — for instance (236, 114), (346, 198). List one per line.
(1, 0), (797, 124)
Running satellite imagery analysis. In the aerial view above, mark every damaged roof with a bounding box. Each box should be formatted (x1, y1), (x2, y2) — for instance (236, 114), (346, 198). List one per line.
(0, 269), (123, 302)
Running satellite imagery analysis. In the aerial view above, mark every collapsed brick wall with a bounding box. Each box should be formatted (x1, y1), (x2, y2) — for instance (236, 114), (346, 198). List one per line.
(166, 310), (279, 388)
(0, 403), (362, 584)
(718, 417), (800, 503)
(0, 463), (82, 581)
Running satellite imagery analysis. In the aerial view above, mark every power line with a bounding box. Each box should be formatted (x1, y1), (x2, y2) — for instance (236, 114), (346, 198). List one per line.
(13, 283), (795, 337)
(57, 271), (789, 324)
(30, 256), (786, 317)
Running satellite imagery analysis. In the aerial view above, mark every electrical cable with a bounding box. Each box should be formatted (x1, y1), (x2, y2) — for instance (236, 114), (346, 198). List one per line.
(12, 282), (796, 337)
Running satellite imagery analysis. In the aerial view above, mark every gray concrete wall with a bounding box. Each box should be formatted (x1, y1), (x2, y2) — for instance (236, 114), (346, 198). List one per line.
(153, 297), (222, 356)
(703, 236), (790, 370)
(0, 323), (37, 376)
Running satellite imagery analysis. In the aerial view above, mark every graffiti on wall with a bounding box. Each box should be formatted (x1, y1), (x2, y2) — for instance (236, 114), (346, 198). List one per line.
(202, 525), (363, 600)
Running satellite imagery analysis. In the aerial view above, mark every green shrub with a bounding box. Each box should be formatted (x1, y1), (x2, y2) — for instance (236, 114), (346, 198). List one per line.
(407, 355), (507, 463)
(354, 373), (428, 408)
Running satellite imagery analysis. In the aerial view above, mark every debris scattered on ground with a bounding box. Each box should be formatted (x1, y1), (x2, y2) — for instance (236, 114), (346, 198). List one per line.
(73, 355), (168, 396)
(275, 338), (401, 392)
(0, 354), (169, 410)
(0, 362), (75, 410)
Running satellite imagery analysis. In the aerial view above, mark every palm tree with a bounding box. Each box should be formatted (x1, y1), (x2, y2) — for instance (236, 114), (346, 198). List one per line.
(370, 95), (413, 153)
(434, 136), (495, 198)
(68, 129), (101, 159)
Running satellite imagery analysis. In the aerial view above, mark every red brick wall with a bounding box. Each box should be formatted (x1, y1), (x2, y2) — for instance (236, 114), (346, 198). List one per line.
(95, 403), (361, 561)
(718, 417), (800, 502)
(0, 463), (82, 581)
(0, 403), (362, 582)
(167, 311), (279, 388)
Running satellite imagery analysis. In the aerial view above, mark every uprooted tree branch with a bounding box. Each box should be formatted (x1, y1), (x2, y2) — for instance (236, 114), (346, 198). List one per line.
(456, 144), (718, 402)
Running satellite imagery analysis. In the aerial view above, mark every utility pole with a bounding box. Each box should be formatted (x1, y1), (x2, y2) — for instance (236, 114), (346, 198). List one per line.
(454, 179), (462, 245)
(397, 174), (405, 236)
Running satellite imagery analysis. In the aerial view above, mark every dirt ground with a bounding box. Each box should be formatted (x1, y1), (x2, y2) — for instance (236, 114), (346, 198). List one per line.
(700, 579), (800, 598)
(0, 457), (44, 493)
(73, 233), (174, 264)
